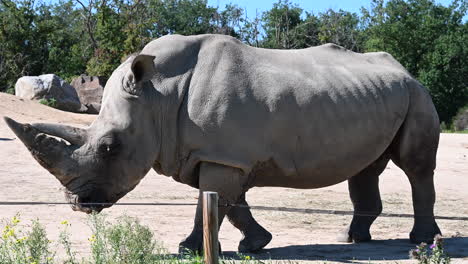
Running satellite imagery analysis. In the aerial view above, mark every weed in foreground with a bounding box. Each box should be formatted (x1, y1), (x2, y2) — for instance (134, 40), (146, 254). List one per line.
(0, 214), (324, 264)
(59, 220), (78, 264)
(88, 214), (160, 264)
(0, 214), (55, 264)
(409, 234), (451, 264)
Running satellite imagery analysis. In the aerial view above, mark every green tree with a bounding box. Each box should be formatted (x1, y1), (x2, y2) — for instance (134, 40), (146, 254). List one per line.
(86, 1), (126, 77)
(84, 0), (152, 77)
(0, 0), (89, 92)
(239, 9), (262, 47)
(38, 1), (88, 79)
(261, 0), (304, 49)
(292, 12), (321, 48)
(419, 25), (468, 123)
(120, 0), (153, 54)
(212, 4), (244, 37)
(362, 0), (467, 122)
(317, 9), (364, 51)
(0, 0), (39, 93)
(147, 0), (216, 37)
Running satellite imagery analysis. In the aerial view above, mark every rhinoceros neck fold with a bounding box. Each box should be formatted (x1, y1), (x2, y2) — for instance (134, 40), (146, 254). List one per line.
(151, 71), (192, 177)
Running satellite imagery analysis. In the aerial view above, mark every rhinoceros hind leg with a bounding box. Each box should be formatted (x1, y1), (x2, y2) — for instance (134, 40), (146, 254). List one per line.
(391, 140), (441, 243)
(179, 162), (247, 254)
(406, 174), (441, 244)
(227, 193), (272, 252)
(390, 85), (441, 243)
(347, 156), (389, 243)
(393, 153), (441, 244)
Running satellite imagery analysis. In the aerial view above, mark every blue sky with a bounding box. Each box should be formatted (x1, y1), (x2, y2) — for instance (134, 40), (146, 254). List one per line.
(207, 0), (457, 19)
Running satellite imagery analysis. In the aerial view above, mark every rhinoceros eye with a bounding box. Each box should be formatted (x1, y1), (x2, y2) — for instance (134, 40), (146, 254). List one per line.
(98, 136), (120, 157)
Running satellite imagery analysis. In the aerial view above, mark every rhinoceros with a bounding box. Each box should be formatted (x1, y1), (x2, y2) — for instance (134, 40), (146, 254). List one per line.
(5, 34), (441, 253)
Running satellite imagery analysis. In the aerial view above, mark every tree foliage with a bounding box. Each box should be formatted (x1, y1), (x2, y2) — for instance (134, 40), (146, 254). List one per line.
(0, 0), (466, 123)
(261, 0), (304, 49)
(362, 0), (467, 123)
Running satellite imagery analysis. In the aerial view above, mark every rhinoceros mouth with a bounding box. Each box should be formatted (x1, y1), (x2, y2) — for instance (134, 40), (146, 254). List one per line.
(64, 190), (113, 214)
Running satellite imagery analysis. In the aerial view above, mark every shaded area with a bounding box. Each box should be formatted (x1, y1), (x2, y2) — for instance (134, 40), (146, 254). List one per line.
(0, 137), (14, 141)
(222, 237), (468, 262)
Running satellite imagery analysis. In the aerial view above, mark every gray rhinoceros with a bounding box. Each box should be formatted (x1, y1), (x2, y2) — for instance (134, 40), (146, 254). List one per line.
(5, 34), (441, 253)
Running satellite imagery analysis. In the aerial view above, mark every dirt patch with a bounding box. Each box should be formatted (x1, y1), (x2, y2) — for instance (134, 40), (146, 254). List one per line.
(0, 92), (467, 263)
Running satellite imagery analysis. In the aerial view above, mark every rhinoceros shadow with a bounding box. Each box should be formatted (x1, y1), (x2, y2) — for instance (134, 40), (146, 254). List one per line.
(221, 237), (468, 262)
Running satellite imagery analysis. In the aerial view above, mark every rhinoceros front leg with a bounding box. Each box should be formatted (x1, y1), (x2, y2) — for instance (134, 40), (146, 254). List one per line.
(179, 162), (247, 254)
(227, 193), (272, 252)
(178, 190), (207, 254)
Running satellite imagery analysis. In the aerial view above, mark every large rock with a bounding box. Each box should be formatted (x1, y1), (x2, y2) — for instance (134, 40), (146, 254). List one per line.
(15, 74), (84, 113)
(71, 75), (106, 114)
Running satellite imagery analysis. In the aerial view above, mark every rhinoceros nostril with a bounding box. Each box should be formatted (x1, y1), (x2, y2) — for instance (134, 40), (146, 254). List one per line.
(36, 134), (46, 141)
(78, 196), (93, 206)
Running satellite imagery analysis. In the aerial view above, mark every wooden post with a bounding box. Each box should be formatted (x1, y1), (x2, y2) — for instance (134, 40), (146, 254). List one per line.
(203, 191), (219, 264)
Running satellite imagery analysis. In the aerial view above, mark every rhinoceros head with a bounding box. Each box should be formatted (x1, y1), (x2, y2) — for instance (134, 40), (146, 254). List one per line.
(4, 54), (160, 213)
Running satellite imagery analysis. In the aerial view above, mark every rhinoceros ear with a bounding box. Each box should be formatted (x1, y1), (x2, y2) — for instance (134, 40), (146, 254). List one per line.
(123, 54), (155, 95)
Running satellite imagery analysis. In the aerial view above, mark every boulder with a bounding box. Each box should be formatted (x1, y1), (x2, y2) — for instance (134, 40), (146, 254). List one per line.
(71, 75), (106, 114)
(15, 74), (85, 113)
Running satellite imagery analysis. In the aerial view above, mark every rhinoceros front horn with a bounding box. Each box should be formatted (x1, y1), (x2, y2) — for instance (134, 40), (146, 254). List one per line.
(3, 117), (83, 184)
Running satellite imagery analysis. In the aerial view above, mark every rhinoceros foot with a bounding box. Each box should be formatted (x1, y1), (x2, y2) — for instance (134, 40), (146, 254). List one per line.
(238, 225), (272, 253)
(179, 233), (202, 255)
(410, 220), (441, 244)
(347, 230), (372, 243)
(178, 232), (222, 255)
(345, 218), (373, 243)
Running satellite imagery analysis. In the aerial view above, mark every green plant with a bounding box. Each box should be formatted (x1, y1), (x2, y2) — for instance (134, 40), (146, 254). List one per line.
(409, 235), (450, 264)
(88, 214), (158, 264)
(0, 215), (55, 264)
(59, 220), (78, 264)
(5, 87), (15, 94)
(63, 75), (80, 84)
(0, 214), (299, 264)
(39, 98), (58, 108)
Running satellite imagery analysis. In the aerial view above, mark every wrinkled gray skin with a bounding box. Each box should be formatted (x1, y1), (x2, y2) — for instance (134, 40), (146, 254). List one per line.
(5, 34), (441, 253)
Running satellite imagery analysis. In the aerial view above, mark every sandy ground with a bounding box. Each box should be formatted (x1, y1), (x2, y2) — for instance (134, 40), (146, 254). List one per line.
(0, 92), (467, 263)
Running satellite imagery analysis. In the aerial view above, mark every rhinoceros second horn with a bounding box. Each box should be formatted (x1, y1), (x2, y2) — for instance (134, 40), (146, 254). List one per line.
(31, 122), (86, 145)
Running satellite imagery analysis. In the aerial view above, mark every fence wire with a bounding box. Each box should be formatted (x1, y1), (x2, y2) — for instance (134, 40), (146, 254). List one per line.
(0, 201), (466, 221)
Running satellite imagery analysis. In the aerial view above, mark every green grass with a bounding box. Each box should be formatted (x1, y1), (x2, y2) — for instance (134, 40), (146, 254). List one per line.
(441, 130), (468, 134)
(39, 98), (58, 108)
